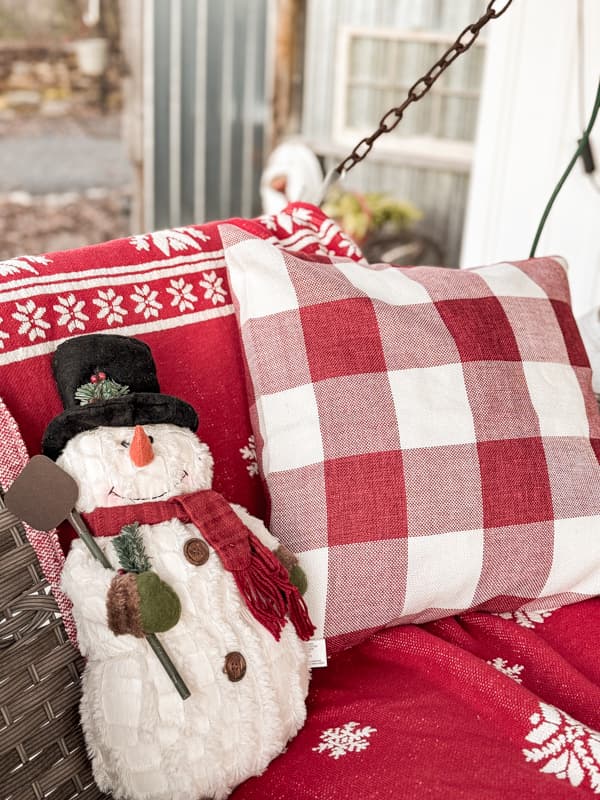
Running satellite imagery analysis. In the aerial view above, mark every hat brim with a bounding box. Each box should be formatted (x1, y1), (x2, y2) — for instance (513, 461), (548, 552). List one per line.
(42, 393), (199, 460)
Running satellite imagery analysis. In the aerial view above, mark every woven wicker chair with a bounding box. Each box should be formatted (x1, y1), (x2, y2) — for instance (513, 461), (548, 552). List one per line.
(0, 491), (108, 800)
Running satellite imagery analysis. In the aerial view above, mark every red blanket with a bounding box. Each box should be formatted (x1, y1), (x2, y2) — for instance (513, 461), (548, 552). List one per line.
(0, 203), (361, 639)
(233, 601), (600, 798)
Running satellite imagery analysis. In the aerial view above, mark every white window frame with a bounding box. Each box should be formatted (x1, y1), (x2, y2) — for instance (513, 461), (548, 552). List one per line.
(332, 26), (486, 173)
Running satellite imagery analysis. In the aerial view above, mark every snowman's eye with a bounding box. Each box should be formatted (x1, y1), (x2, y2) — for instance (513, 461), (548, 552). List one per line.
(119, 436), (153, 447)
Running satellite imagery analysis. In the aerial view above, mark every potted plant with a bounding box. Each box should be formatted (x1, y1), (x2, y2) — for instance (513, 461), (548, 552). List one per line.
(322, 190), (443, 266)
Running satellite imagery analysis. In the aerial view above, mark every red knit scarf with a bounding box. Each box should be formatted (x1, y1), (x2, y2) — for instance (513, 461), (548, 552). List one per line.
(82, 489), (314, 642)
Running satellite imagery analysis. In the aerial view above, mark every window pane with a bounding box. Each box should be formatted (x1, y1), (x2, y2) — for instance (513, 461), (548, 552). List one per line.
(438, 94), (479, 140)
(349, 37), (392, 82)
(392, 40), (435, 80)
(347, 86), (390, 130)
(397, 90), (435, 137)
(343, 30), (485, 147)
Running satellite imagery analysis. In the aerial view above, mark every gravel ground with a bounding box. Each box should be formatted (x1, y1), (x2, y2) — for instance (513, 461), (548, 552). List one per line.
(0, 135), (131, 194)
(0, 112), (133, 258)
(0, 188), (131, 259)
(0, 113), (132, 194)
(0, 110), (123, 139)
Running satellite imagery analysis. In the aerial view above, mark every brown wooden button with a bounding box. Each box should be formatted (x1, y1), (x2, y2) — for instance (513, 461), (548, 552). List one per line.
(183, 538), (210, 566)
(223, 651), (246, 682)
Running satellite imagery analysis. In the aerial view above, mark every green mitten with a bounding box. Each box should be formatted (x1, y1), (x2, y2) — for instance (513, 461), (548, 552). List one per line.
(107, 571), (181, 638)
(275, 544), (308, 596)
(288, 564), (308, 596)
(137, 571), (181, 633)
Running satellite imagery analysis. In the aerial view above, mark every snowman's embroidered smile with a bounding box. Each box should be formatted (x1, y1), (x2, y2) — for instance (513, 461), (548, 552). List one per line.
(108, 470), (189, 502)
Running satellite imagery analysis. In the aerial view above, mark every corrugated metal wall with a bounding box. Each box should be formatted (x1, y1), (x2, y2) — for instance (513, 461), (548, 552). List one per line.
(135, 0), (484, 262)
(144, 0), (270, 230)
(302, 0), (484, 266)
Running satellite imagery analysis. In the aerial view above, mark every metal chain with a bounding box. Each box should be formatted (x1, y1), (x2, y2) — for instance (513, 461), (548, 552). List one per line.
(334, 0), (514, 176)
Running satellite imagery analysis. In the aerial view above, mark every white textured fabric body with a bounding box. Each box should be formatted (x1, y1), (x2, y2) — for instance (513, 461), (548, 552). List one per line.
(58, 424), (309, 800)
(62, 512), (309, 800)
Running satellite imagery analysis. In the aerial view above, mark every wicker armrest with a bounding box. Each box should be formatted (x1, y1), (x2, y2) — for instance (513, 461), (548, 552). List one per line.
(0, 491), (108, 800)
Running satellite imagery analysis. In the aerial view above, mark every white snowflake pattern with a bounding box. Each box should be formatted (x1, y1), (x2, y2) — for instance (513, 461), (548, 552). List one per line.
(0, 254), (51, 277)
(0, 317), (9, 348)
(166, 278), (198, 312)
(130, 284), (163, 320)
(258, 214), (278, 231)
(53, 293), (89, 333)
(129, 227), (211, 257)
(240, 435), (259, 477)
(260, 207), (315, 235)
(496, 609), (554, 629)
(523, 702), (600, 793)
(199, 271), (227, 305)
(12, 299), (50, 341)
(313, 722), (377, 760)
(291, 206), (316, 225)
(487, 657), (524, 683)
(93, 288), (128, 326)
(336, 232), (363, 259)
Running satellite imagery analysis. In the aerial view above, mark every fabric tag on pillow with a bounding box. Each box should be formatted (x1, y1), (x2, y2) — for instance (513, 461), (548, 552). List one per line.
(307, 638), (327, 668)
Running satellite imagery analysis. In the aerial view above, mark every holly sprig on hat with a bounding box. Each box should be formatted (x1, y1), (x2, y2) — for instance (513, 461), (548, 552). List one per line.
(75, 370), (130, 406)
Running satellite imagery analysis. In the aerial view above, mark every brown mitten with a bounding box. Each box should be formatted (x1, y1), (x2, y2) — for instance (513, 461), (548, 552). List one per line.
(275, 545), (308, 596)
(107, 571), (181, 637)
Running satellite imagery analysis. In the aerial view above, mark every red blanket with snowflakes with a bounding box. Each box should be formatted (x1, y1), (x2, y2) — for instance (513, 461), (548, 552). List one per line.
(233, 602), (600, 798)
(0, 203), (359, 638)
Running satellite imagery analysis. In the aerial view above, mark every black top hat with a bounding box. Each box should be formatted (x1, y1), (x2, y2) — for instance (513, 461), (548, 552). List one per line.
(42, 334), (198, 460)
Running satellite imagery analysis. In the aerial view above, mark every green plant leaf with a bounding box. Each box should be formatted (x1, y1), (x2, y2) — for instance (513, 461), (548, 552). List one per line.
(113, 522), (152, 573)
(75, 377), (130, 406)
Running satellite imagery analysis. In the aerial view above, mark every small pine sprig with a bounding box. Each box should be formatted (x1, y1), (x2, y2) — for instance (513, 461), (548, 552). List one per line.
(113, 522), (152, 573)
(75, 373), (129, 406)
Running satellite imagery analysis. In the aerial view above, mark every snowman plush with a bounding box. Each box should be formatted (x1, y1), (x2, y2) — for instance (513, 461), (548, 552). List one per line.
(42, 334), (314, 800)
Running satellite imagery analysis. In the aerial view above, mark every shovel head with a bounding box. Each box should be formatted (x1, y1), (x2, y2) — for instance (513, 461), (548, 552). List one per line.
(5, 455), (79, 531)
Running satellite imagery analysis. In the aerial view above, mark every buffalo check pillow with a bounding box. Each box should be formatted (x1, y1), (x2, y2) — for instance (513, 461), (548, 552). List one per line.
(221, 224), (600, 655)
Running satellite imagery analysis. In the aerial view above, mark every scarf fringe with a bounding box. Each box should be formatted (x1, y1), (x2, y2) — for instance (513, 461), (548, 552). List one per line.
(235, 533), (315, 642)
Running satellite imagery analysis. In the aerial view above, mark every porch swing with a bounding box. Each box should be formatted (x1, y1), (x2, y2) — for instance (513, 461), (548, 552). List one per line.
(2, 1), (600, 799)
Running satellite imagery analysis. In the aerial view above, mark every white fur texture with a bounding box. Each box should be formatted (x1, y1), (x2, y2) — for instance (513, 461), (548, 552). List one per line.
(57, 424), (214, 512)
(59, 425), (309, 800)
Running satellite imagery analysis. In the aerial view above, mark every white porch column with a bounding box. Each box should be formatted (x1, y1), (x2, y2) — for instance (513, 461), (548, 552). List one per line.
(461, 0), (600, 317)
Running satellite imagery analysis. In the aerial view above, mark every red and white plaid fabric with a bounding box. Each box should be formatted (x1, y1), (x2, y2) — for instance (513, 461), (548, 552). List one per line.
(0, 203), (361, 641)
(221, 226), (600, 655)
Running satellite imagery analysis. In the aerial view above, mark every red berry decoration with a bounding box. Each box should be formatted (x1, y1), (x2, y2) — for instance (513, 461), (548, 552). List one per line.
(75, 372), (129, 406)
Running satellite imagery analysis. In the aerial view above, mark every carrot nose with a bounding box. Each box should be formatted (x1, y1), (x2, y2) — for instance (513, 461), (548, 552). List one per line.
(129, 425), (154, 467)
